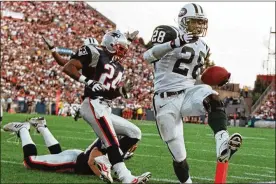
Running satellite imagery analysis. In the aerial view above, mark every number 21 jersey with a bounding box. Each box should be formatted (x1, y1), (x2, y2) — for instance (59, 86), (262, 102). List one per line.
(150, 25), (210, 93)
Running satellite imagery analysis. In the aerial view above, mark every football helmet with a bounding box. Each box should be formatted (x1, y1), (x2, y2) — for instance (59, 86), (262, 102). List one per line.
(101, 30), (129, 58)
(83, 37), (99, 46)
(178, 3), (208, 37)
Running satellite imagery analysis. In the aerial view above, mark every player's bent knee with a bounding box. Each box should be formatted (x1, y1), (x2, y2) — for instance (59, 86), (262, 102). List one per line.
(203, 94), (225, 113)
(173, 159), (190, 183)
(130, 125), (142, 140)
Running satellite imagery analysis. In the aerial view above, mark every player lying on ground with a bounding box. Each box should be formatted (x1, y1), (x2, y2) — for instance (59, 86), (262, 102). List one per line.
(3, 117), (149, 183)
(143, 3), (242, 183)
(62, 30), (151, 184)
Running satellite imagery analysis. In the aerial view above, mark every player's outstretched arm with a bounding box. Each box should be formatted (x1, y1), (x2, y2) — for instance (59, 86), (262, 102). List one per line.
(41, 36), (68, 66)
(88, 147), (103, 177)
(143, 25), (196, 63)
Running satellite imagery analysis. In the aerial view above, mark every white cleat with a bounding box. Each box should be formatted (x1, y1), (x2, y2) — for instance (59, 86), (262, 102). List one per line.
(94, 155), (113, 183)
(3, 122), (30, 135)
(215, 130), (242, 162)
(123, 172), (152, 184)
(228, 133), (242, 160)
(215, 130), (230, 163)
(124, 152), (134, 160)
(28, 117), (47, 132)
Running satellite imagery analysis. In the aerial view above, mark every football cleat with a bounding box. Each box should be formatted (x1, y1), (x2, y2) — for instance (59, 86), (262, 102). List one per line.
(126, 172), (152, 184)
(216, 131), (242, 163)
(3, 122), (30, 137)
(228, 133), (242, 160)
(94, 155), (113, 183)
(28, 117), (47, 133)
(123, 152), (134, 160)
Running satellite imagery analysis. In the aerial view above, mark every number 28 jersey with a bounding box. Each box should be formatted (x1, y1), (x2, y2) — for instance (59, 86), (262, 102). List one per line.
(71, 45), (124, 100)
(150, 25), (210, 93)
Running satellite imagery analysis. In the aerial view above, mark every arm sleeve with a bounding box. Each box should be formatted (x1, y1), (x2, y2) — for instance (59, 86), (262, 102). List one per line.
(143, 25), (179, 63)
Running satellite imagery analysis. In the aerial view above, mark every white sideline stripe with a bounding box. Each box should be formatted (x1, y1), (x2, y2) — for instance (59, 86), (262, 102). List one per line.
(141, 143), (275, 158)
(3, 132), (275, 157)
(134, 154), (275, 170)
(2, 131), (274, 152)
(245, 173), (276, 178)
(206, 134), (270, 140)
(4, 137), (275, 171)
(0, 160), (211, 182)
(5, 140), (275, 171)
(229, 175), (261, 180)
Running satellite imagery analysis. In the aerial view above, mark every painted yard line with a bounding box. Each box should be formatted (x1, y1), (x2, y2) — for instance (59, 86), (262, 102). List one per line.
(3, 132), (275, 156)
(0, 160), (213, 182)
(257, 181), (276, 183)
(141, 143), (275, 158)
(206, 134), (273, 140)
(134, 154), (275, 171)
(245, 173), (276, 178)
(228, 175), (261, 181)
(4, 140), (274, 172)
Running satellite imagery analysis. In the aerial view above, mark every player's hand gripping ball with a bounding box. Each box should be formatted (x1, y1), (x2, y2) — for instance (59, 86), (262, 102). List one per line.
(201, 66), (231, 86)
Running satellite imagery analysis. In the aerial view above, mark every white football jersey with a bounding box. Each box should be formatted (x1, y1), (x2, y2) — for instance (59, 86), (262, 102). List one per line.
(152, 27), (210, 93)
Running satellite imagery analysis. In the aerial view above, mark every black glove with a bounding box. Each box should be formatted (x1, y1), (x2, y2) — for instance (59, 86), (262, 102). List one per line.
(42, 35), (55, 50)
(120, 80), (133, 98)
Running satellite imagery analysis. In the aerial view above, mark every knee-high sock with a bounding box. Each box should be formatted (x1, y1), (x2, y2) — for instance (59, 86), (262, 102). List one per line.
(19, 128), (37, 158)
(38, 127), (61, 154)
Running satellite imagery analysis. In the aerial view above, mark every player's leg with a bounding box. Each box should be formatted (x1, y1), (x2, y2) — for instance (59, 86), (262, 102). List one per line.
(81, 98), (150, 183)
(110, 114), (141, 156)
(182, 84), (242, 162)
(153, 94), (192, 183)
(28, 117), (62, 154)
(3, 122), (37, 159)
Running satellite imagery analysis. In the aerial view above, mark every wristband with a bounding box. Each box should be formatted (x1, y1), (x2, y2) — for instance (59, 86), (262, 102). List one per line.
(78, 75), (87, 84)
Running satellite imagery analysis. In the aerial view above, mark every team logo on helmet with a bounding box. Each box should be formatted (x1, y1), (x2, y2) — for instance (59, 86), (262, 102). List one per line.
(178, 8), (187, 17)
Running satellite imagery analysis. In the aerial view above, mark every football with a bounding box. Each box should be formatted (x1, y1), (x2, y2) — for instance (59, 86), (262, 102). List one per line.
(201, 66), (231, 86)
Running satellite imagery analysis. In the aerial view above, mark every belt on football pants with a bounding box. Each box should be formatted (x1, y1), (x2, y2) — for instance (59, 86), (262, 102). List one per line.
(155, 89), (186, 98)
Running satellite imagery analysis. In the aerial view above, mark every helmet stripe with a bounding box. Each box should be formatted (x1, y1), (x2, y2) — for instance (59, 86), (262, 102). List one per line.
(198, 5), (204, 14)
(192, 3), (198, 14)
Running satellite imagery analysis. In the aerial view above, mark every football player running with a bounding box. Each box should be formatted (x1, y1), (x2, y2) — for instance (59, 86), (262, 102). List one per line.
(2, 117), (144, 181)
(62, 30), (151, 184)
(143, 3), (242, 183)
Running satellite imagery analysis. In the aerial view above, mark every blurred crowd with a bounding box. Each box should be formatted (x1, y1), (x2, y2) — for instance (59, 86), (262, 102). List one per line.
(1, 1), (153, 114)
(253, 91), (276, 120)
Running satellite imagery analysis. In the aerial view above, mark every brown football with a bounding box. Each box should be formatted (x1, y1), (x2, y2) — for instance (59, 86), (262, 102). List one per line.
(201, 66), (231, 86)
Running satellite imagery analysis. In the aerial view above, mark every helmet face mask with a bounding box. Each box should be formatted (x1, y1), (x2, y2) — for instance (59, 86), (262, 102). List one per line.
(101, 30), (129, 59)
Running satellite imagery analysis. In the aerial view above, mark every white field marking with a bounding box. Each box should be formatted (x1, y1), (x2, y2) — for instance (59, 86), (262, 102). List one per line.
(134, 154), (275, 171)
(0, 160), (213, 182)
(257, 181), (276, 183)
(3, 132), (275, 158)
(138, 143), (275, 158)
(245, 173), (276, 178)
(267, 170), (275, 174)
(206, 134), (271, 140)
(228, 175), (261, 181)
(4, 140), (274, 171)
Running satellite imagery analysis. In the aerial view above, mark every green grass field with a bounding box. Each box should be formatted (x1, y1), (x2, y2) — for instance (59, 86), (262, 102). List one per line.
(1, 113), (275, 183)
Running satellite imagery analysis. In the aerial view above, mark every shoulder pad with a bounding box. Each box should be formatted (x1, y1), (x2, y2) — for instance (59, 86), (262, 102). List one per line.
(85, 45), (100, 67)
(151, 25), (179, 45)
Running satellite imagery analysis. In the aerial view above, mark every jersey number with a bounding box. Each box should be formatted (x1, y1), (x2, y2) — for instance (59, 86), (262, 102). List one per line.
(151, 30), (166, 43)
(99, 64), (122, 90)
(172, 46), (205, 79)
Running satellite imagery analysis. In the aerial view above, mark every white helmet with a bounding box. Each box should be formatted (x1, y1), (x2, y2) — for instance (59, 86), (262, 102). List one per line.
(101, 30), (129, 58)
(178, 3), (208, 37)
(83, 37), (99, 46)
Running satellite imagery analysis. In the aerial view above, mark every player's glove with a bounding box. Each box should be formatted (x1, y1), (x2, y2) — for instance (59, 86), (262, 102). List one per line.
(171, 32), (198, 48)
(86, 80), (105, 92)
(125, 30), (139, 42)
(42, 35), (55, 50)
